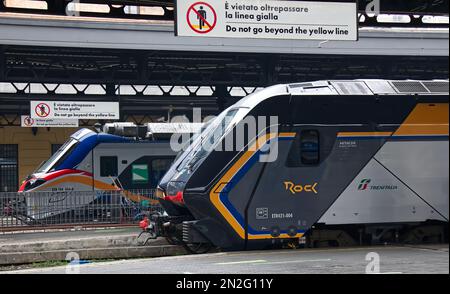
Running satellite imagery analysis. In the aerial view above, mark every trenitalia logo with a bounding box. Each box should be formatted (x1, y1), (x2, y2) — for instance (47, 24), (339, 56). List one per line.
(358, 179), (371, 191)
(358, 178), (398, 191)
(284, 181), (318, 195)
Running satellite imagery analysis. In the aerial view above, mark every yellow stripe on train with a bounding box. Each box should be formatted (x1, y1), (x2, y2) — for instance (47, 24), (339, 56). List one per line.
(210, 132), (299, 240)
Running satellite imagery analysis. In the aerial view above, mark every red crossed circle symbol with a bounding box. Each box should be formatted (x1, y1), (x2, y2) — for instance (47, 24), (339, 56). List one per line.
(187, 2), (217, 34)
(23, 116), (35, 127)
(35, 103), (51, 118)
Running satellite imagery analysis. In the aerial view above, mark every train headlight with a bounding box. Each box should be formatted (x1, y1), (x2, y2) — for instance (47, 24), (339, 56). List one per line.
(165, 181), (186, 205)
(166, 181), (186, 196)
(25, 178), (46, 191)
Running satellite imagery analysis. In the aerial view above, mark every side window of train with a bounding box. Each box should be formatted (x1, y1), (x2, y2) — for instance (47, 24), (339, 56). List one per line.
(286, 130), (320, 167)
(151, 158), (174, 187)
(300, 130), (320, 165)
(100, 156), (118, 177)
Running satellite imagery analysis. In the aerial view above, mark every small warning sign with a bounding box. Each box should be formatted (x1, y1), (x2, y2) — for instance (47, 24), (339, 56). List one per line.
(186, 2), (217, 34)
(35, 103), (51, 118)
(23, 116), (35, 127)
(21, 115), (79, 128)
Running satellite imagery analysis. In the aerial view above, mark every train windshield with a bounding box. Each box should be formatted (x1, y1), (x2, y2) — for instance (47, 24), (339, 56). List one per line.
(173, 119), (215, 163)
(177, 107), (249, 172)
(35, 138), (79, 173)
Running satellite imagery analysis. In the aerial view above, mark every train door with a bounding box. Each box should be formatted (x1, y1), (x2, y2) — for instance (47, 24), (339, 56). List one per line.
(243, 125), (339, 248)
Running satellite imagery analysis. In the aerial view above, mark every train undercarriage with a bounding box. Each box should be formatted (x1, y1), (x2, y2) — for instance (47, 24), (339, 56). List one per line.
(140, 210), (448, 254)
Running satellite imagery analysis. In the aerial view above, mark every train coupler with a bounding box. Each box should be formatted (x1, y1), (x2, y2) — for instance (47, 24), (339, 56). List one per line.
(137, 214), (191, 246)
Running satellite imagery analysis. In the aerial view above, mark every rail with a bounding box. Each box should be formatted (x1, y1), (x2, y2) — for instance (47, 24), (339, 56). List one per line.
(0, 189), (163, 231)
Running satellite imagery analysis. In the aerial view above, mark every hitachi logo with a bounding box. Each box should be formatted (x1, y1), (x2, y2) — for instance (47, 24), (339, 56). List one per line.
(284, 181), (318, 195)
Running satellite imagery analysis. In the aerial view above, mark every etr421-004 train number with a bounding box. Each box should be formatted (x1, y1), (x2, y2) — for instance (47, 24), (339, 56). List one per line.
(271, 212), (294, 219)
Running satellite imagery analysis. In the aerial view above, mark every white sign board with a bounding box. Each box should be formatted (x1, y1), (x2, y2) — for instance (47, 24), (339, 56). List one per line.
(30, 101), (120, 120)
(21, 115), (79, 128)
(176, 0), (358, 41)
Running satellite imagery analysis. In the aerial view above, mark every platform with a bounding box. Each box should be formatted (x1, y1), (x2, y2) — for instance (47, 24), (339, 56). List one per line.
(2, 244), (448, 274)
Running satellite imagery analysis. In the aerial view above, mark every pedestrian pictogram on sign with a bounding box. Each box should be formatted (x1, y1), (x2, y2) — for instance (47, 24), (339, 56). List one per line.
(23, 116), (35, 127)
(187, 2), (217, 34)
(35, 103), (51, 118)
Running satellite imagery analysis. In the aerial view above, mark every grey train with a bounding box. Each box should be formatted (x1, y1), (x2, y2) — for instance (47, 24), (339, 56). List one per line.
(148, 80), (449, 252)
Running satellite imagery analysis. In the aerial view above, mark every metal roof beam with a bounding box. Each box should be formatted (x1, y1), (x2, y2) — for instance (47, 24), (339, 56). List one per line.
(0, 14), (448, 56)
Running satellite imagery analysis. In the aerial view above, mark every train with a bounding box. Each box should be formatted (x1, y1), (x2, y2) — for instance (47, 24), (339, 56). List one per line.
(17, 122), (202, 220)
(146, 79), (449, 252)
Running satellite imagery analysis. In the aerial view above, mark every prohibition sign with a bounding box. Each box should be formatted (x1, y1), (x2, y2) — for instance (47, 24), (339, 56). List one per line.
(23, 116), (35, 127)
(35, 103), (51, 118)
(187, 2), (217, 34)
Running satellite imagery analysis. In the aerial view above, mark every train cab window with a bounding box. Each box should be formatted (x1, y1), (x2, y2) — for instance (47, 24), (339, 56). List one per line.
(300, 130), (320, 165)
(286, 130), (320, 167)
(151, 158), (174, 187)
(37, 139), (79, 173)
(100, 156), (118, 177)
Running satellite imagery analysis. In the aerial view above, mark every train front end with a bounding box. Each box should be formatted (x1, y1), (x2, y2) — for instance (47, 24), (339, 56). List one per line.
(17, 128), (131, 221)
(151, 85), (292, 252)
(18, 128), (100, 193)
